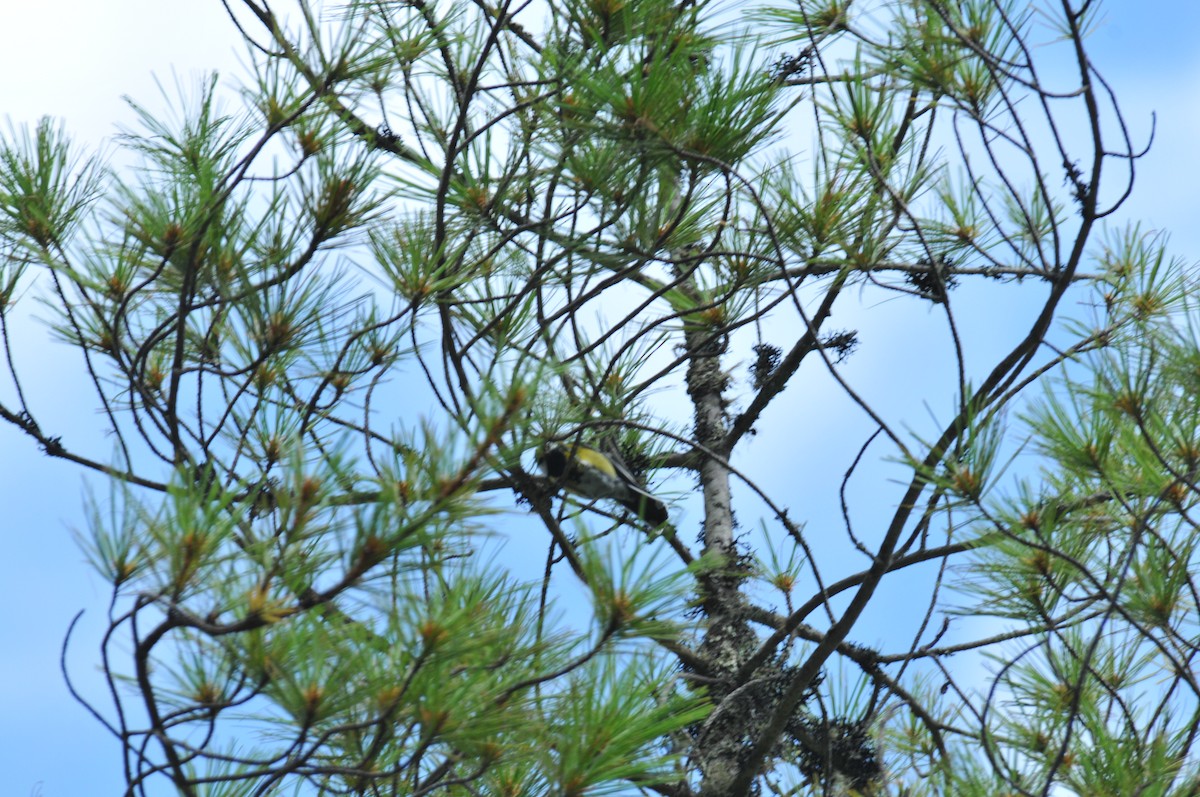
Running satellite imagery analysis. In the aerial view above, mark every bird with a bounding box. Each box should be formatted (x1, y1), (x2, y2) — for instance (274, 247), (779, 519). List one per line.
(537, 441), (669, 525)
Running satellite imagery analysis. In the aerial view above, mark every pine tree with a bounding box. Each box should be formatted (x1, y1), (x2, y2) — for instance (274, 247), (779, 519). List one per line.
(3, 1), (1196, 794)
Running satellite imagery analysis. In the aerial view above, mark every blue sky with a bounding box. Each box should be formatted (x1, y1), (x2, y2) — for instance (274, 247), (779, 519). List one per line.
(2, 2), (1199, 794)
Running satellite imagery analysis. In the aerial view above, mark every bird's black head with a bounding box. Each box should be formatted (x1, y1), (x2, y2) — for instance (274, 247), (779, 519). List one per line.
(537, 445), (568, 478)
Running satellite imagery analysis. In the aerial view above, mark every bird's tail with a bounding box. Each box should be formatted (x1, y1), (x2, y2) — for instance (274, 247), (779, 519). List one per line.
(618, 491), (669, 526)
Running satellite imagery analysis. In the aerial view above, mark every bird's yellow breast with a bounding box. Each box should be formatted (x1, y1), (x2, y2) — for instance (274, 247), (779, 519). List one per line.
(572, 445), (617, 478)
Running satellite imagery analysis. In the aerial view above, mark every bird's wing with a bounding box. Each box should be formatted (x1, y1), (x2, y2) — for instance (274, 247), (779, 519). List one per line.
(595, 438), (658, 502)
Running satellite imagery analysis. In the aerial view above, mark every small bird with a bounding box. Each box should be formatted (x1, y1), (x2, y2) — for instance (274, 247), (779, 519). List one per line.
(537, 441), (669, 525)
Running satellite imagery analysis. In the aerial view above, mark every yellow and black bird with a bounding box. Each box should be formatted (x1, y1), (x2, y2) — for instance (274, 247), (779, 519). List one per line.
(537, 441), (669, 526)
